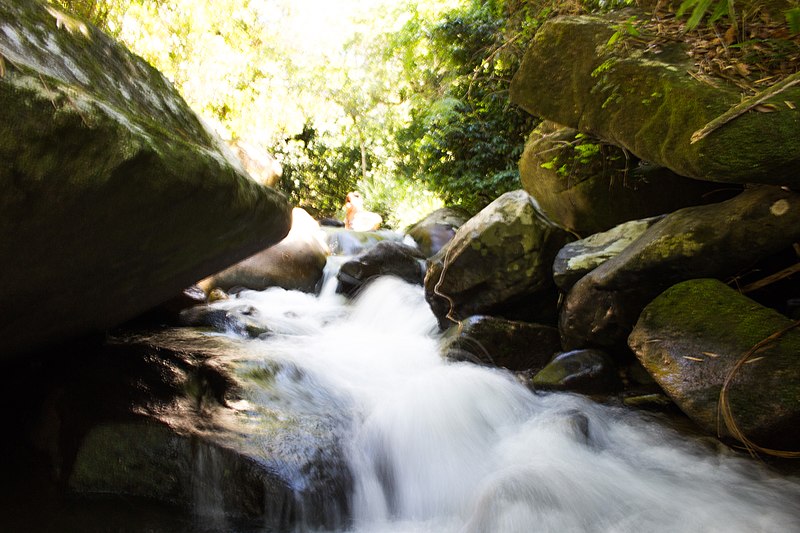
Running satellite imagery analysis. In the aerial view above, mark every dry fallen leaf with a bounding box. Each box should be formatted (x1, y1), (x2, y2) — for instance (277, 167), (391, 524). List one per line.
(754, 103), (778, 112)
(733, 63), (751, 77)
(786, 100), (797, 109)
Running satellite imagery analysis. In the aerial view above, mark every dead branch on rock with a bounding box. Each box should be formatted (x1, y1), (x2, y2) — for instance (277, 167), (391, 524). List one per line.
(691, 71), (800, 144)
(717, 319), (800, 459)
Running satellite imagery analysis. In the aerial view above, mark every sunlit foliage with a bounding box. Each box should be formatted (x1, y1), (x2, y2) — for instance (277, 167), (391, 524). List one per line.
(48, 0), (546, 224)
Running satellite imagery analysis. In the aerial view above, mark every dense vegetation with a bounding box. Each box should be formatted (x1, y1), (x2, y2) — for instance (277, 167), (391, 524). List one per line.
(47, 0), (545, 225)
(48, 0), (800, 226)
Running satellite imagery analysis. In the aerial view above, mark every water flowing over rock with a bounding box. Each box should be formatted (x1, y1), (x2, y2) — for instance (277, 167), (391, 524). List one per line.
(442, 315), (561, 371)
(336, 240), (426, 296)
(0, 0), (291, 358)
(199, 208), (329, 294)
(629, 279), (800, 450)
(323, 227), (406, 256)
(28, 328), (350, 530)
(553, 216), (664, 291)
(405, 207), (469, 257)
(425, 190), (573, 329)
(519, 121), (728, 236)
(510, 14), (800, 188)
(560, 186), (800, 350)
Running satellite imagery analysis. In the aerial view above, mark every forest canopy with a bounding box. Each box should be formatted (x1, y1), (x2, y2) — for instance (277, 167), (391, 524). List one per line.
(47, 0), (553, 227)
(49, 0), (799, 226)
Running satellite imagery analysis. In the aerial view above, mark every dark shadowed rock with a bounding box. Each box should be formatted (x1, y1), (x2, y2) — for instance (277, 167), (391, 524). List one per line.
(442, 315), (561, 371)
(560, 186), (800, 350)
(629, 279), (800, 449)
(336, 241), (426, 296)
(0, 1), (291, 358)
(406, 207), (469, 257)
(529, 349), (621, 395)
(510, 14), (800, 187)
(425, 190), (572, 329)
(519, 121), (731, 236)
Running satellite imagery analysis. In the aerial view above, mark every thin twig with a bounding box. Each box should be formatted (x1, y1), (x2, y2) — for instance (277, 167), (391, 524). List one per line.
(740, 262), (800, 294)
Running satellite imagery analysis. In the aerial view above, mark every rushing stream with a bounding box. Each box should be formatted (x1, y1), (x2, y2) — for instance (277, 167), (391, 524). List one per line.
(206, 269), (800, 533)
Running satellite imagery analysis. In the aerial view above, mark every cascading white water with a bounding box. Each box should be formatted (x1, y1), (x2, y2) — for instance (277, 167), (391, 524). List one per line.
(223, 274), (800, 533)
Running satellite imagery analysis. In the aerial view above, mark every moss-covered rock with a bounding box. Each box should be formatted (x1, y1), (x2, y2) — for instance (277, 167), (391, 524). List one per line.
(519, 121), (736, 236)
(510, 14), (800, 187)
(442, 315), (561, 371)
(0, 1), (291, 357)
(560, 186), (800, 350)
(425, 190), (573, 329)
(629, 279), (800, 449)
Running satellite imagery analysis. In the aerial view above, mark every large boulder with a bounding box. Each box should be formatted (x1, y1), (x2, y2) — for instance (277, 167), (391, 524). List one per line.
(519, 121), (735, 236)
(629, 279), (800, 449)
(199, 208), (329, 294)
(560, 186), (800, 350)
(442, 315), (561, 371)
(510, 14), (800, 188)
(425, 190), (573, 329)
(405, 207), (469, 258)
(0, 1), (291, 358)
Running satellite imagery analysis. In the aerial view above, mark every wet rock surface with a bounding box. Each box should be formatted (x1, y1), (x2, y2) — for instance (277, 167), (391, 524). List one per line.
(9, 328), (351, 531)
(442, 315), (561, 371)
(336, 241), (427, 296)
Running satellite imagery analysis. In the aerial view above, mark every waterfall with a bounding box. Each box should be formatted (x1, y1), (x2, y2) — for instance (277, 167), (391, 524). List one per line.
(220, 274), (800, 533)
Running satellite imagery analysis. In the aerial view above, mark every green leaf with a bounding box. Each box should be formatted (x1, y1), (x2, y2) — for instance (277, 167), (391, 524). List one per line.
(787, 7), (800, 35)
(686, 0), (714, 30)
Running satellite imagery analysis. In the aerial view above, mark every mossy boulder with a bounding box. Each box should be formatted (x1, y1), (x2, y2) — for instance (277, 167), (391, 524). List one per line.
(442, 315), (561, 371)
(510, 14), (800, 187)
(560, 186), (800, 350)
(0, 1), (291, 357)
(405, 207), (469, 258)
(520, 121), (730, 236)
(629, 279), (800, 449)
(425, 190), (573, 329)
